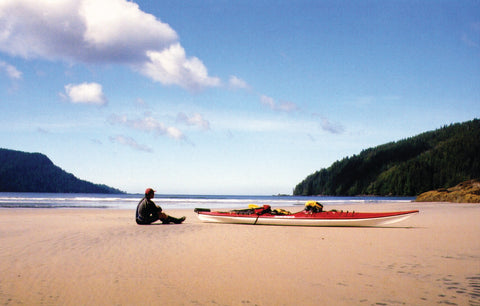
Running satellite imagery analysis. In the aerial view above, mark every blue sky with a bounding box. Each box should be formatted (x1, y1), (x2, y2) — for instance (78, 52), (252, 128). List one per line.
(1, 0), (479, 195)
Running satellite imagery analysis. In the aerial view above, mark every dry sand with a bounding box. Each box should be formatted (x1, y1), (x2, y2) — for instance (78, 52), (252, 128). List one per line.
(1, 202), (479, 305)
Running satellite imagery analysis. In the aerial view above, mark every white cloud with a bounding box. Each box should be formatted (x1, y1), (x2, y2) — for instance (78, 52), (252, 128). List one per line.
(177, 112), (210, 130)
(228, 75), (249, 90)
(213, 113), (297, 133)
(36, 127), (51, 134)
(0, 0), (176, 62)
(138, 44), (221, 91)
(311, 113), (345, 134)
(108, 114), (184, 140)
(260, 94), (298, 112)
(0, 61), (22, 79)
(0, 0), (219, 91)
(318, 117), (345, 134)
(80, 0), (177, 58)
(109, 135), (153, 152)
(165, 126), (184, 140)
(64, 82), (106, 105)
(260, 95), (275, 109)
(276, 101), (298, 112)
(135, 98), (147, 107)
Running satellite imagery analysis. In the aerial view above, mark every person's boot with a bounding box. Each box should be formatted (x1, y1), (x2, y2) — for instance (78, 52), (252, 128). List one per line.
(163, 216), (186, 224)
(173, 216), (186, 224)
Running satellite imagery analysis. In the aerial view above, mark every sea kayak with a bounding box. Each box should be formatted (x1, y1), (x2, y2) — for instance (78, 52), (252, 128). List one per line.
(194, 205), (419, 227)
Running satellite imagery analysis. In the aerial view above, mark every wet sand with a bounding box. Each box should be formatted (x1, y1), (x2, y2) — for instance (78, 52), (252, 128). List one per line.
(0, 202), (479, 305)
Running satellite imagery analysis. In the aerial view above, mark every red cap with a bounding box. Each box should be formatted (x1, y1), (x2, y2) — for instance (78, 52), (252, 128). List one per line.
(145, 188), (155, 195)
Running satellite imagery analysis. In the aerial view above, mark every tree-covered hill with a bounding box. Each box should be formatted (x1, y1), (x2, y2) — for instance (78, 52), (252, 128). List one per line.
(294, 119), (480, 196)
(0, 148), (124, 193)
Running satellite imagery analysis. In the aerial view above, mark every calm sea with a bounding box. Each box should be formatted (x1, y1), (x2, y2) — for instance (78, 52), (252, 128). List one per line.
(0, 193), (414, 210)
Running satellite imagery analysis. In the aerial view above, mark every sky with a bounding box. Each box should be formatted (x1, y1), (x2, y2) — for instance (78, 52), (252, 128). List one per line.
(0, 0), (479, 195)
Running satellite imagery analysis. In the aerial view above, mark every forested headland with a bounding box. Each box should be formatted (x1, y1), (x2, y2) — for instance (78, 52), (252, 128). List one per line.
(294, 119), (480, 196)
(0, 148), (124, 193)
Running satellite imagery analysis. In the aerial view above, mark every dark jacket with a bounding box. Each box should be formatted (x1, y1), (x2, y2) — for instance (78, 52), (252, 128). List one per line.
(135, 197), (162, 224)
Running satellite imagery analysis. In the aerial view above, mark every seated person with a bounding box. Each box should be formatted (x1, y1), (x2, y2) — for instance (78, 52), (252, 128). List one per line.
(136, 188), (186, 225)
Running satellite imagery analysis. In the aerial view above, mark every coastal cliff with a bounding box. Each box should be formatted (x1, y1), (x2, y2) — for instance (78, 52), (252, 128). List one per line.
(415, 179), (480, 203)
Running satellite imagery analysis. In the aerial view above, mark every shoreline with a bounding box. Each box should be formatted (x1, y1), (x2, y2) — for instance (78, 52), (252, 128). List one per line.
(1, 202), (479, 305)
(0, 193), (416, 210)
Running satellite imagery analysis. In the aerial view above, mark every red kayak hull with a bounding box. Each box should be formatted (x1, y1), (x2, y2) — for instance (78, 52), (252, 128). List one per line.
(196, 209), (419, 227)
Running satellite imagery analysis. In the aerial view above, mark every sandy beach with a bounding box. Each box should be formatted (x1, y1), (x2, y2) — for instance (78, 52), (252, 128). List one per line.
(1, 202), (479, 305)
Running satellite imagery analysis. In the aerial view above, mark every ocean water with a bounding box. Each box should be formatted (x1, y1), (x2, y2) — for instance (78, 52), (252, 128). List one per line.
(0, 193), (415, 210)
